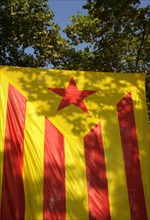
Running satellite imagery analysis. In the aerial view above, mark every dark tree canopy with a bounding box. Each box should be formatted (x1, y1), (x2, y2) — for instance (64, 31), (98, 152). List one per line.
(55, 0), (150, 73)
(0, 0), (68, 67)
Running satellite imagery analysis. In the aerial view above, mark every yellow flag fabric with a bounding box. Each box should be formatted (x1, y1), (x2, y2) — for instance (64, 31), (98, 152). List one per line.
(0, 66), (149, 220)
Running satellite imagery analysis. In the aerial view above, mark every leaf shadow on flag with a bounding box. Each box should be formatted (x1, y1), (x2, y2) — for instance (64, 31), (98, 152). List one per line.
(1, 66), (150, 219)
(4, 66), (148, 136)
(0, 138), (25, 219)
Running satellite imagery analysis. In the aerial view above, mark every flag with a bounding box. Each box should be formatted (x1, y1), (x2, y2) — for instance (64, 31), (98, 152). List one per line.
(0, 66), (149, 220)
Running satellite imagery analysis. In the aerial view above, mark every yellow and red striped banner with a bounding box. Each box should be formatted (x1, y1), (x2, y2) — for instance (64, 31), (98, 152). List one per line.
(0, 66), (150, 220)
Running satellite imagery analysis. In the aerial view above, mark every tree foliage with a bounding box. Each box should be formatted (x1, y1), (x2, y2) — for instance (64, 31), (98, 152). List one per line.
(0, 0), (68, 67)
(56, 0), (150, 72)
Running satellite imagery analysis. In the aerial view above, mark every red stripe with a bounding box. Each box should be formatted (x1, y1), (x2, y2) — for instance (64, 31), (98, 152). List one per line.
(43, 118), (66, 220)
(84, 123), (111, 220)
(0, 84), (26, 220)
(117, 92), (147, 220)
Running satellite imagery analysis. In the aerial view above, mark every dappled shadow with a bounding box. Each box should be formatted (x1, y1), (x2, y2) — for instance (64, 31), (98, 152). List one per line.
(0, 138), (25, 220)
(0, 66), (149, 219)
(2, 66), (148, 136)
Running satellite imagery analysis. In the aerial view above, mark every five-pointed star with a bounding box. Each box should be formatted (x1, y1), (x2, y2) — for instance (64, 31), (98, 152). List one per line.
(48, 77), (96, 113)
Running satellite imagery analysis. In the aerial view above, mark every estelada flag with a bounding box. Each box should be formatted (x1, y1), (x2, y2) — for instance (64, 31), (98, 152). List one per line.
(0, 66), (150, 220)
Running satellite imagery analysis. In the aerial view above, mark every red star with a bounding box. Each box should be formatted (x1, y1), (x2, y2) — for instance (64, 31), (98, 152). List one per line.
(48, 77), (96, 113)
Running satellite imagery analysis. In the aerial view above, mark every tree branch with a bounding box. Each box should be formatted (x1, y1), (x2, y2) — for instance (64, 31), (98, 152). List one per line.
(135, 23), (146, 69)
